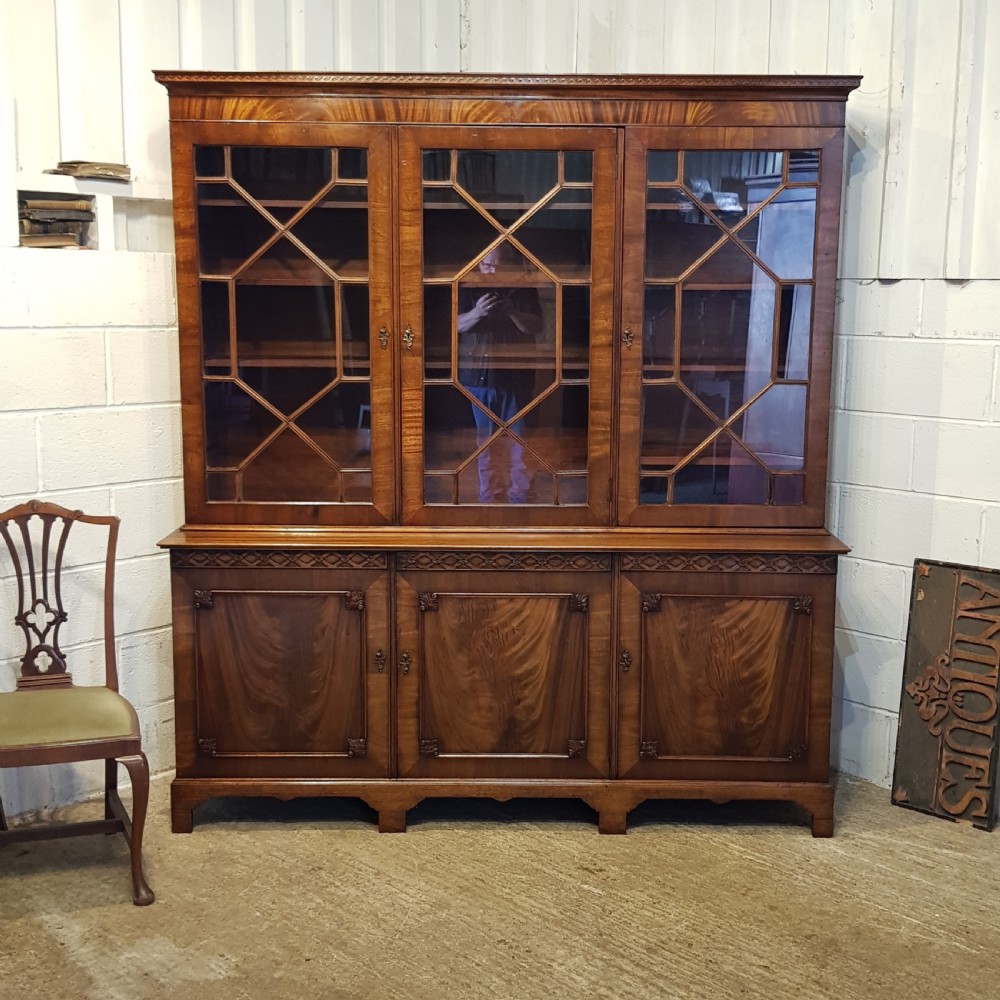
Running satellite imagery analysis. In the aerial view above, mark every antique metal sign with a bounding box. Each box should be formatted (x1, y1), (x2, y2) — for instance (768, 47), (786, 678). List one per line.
(892, 560), (1000, 830)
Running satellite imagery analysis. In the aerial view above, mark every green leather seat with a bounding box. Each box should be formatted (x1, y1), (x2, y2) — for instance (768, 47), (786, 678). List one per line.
(0, 687), (139, 749)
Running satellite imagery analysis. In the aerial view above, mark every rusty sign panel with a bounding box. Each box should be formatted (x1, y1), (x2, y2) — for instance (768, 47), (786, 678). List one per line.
(892, 560), (1000, 830)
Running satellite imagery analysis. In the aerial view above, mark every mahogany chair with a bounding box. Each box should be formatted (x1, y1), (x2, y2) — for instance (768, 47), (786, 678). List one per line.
(0, 500), (154, 905)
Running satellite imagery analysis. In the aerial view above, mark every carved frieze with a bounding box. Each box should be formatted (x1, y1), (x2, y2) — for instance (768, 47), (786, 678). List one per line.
(621, 553), (838, 574)
(172, 550), (387, 570)
(398, 551), (611, 572)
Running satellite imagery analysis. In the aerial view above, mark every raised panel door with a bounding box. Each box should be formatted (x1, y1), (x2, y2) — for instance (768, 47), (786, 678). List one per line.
(170, 560), (390, 779)
(395, 560), (611, 778)
(617, 563), (835, 782)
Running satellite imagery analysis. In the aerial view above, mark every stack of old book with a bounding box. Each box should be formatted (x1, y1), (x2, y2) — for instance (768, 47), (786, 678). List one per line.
(18, 197), (94, 247)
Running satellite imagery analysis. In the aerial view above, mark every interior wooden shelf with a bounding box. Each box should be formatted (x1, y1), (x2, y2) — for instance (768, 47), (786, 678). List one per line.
(204, 340), (370, 368)
(201, 258), (369, 282)
(423, 265), (590, 284)
(198, 198), (368, 209)
(423, 200), (592, 211)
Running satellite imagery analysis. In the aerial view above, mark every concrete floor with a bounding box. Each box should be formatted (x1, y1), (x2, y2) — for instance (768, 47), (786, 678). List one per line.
(1, 773), (998, 1000)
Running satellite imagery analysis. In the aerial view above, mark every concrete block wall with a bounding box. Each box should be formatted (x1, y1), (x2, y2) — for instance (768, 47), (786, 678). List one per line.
(0, 246), (183, 817)
(828, 278), (1000, 787)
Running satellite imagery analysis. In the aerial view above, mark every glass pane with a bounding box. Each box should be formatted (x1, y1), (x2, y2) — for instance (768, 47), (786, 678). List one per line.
(556, 474), (588, 506)
(457, 245), (552, 395)
(740, 384), (807, 471)
(297, 382), (373, 468)
(341, 284), (371, 376)
(640, 383), (716, 476)
(520, 385), (589, 473)
(646, 208), (726, 280)
(291, 189), (369, 278)
(235, 284), (335, 364)
(777, 285), (811, 380)
(773, 474), (804, 505)
(563, 151), (592, 183)
(424, 475), (456, 504)
(425, 383), (486, 475)
(195, 146), (225, 177)
(197, 186), (274, 274)
(204, 382), (280, 468)
(423, 189), (501, 279)
(562, 287), (590, 382)
(676, 436), (768, 505)
(206, 470), (236, 501)
(424, 284), (453, 379)
(238, 367), (334, 421)
(642, 286), (675, 379)
(740, 188), (816, 280)
(231, 147), (331, 202)
(423, 149), (451, 182)
(201, 281), (230, 373)
(682, 150), (783, 222)
(338, 148), (368, 180)
(648, 151), (678, 183)
(788, 150), (820, 183)
(342, 471), (373, 502)
(510, 189), (591, 279)
(457, 435), (555, 505)
(680, 267), (775, 410)
(237, 238), (329, 283)
(242, 430), (340, 503)
(457, 149), (558, 207)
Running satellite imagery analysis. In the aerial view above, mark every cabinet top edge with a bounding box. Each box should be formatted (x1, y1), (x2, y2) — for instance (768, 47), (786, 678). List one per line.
(159, 525), (850, 554)
(153, 70), (862, 100)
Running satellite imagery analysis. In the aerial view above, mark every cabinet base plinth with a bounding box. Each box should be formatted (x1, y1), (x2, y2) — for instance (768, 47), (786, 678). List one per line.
(170, 778), (835, 837)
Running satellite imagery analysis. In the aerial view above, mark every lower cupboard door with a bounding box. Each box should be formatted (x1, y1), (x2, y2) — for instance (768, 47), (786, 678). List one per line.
(191, 581), (390, 778)
(617, 576), (829, 782)
(396, 572), (610, 779)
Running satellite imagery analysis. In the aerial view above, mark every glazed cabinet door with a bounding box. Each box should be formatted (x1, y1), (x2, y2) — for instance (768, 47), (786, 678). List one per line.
(170, 553), (390, 779)
(617, 126), (846, 527)
(170, 122), (394, 526)
(617, 556), (837, 782)
(397, 127), (617, 526)
(395, 556), (612, 778)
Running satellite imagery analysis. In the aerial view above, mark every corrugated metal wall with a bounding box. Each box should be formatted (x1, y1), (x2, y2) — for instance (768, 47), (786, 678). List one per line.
(1, 0), (995, 278)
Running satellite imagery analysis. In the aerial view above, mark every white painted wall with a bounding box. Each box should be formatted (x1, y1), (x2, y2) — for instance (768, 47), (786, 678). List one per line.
(1, 0), (998, 816)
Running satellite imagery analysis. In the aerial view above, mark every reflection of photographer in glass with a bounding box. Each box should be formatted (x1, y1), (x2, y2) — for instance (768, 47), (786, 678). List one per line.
(458, 245), (542, 503)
